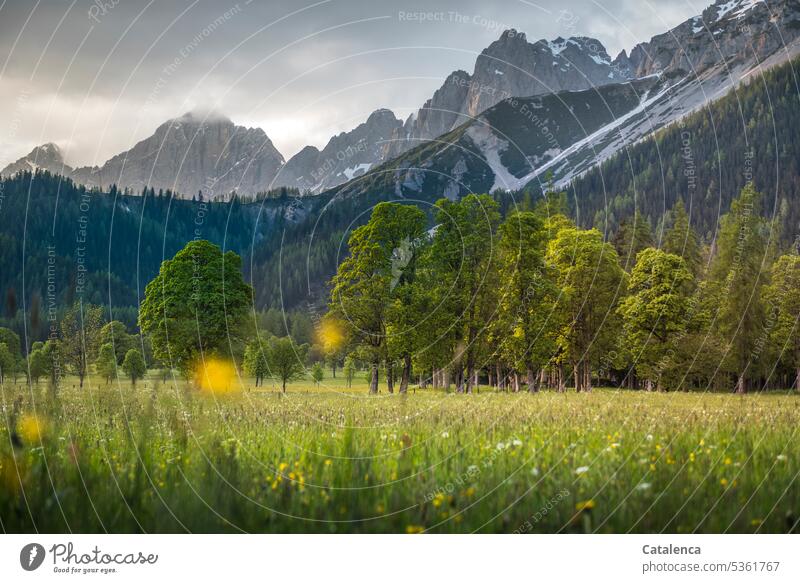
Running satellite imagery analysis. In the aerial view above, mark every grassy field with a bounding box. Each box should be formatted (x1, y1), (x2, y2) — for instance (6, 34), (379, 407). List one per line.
(1, 372), (798, 533)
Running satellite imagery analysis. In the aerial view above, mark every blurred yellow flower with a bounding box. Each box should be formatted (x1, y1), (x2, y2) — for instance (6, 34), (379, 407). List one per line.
(18, 414), (46, 443)
(194, 358), (238, 395)
(317, 317), (345, 353)
(405, 525), (424, 534)
(575, 499), (595, 511)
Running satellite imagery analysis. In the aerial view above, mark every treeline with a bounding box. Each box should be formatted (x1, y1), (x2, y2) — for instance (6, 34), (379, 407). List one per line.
(566, 54), (800, 244)
(327, 185), (800, 394)
(0, 171), (328, 343)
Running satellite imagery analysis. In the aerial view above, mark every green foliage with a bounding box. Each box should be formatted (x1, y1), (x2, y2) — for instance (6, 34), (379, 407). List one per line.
(613, 214), (654, 271)
(0, 327), (21, 358)
(267, 336), (308, 392)
(311, 362), (324, 386)
(618, 248), (695, 389)
(709, 184), (771, 391)
(98, 321), (133, 364)
(138, 240), (253, 375)
(27, 347), (48, 385)
(547, 227), (626, 391)
(60, 303), (105, 387)
(0, 343), (13, 383)
(243, 336), (271, 386)
(343, 356), (357, 388)
(763, 254), (800, 389)
(95, 343), (118, 384)
(493, 211), (559, 391)
(662, 198), (702, 275)
(121, 349), (146, 386)
(429, 194), (501, 392)
(41, 339), (63, 387)
(330, 202), (428, 393)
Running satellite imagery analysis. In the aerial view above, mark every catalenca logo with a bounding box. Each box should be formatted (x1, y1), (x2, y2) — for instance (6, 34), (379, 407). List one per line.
(20, 543), (46, 571)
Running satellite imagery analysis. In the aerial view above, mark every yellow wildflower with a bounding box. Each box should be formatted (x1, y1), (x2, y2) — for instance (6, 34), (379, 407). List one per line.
(18, 415), (46, 443)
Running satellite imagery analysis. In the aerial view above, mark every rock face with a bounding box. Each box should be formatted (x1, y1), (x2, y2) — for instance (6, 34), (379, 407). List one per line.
(386, 31), (628, 158)
(274, 108), (403, 192)
(460, 31), (625, 119)
(70, 112), (284, 198)
(1, 143), (73, 177)
(626, 0), (800, 78)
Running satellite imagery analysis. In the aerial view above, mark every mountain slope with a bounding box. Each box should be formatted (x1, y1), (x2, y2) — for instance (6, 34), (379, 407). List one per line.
(325, 0), (800, 203)
(569, 53), (800, 242)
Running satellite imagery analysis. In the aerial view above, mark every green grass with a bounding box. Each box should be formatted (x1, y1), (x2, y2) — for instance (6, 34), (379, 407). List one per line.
(1, 373), (798, 533)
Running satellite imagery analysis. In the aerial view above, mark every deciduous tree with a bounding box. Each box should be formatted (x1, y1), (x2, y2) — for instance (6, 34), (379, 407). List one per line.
(139, 240), (253, 375)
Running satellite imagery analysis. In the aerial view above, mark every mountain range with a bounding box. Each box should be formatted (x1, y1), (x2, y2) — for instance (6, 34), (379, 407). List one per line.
(3, 0), (799, 200)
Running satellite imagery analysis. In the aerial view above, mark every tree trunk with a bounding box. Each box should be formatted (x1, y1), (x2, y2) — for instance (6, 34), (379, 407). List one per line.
(387, 361), (394, 394)
(455, 367), (464, 393)
(527, 367), (538, 393)
(573, 362), (582, 392)
(444, 368), (451, 391)
(645, 378), (654, 392)
(794, 367), (800, 391)
(513, 372), (520, 392)
(282, 379), (287, 393)
(735, 372), (747, 394)
(583, 361), (592, 392)
(369, 362), (379, 394)
(488, 368), (493, 388)
(399, 354), (411, 394)
(557, 363), (566, 392)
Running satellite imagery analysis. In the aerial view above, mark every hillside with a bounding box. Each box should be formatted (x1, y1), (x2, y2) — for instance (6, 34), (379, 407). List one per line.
(566, 54), (800, 241)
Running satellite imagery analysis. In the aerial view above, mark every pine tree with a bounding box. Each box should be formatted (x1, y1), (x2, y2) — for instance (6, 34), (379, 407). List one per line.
(663, 198), (701, 275)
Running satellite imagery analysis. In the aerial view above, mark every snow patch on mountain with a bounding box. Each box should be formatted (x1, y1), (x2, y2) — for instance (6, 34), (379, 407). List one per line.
(465, 123), (518, 192)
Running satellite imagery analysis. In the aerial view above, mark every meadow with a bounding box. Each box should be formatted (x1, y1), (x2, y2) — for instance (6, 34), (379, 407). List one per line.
(1, 372), (798, 534)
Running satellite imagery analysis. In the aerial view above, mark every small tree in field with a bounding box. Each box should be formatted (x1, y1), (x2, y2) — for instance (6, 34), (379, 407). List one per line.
(61, 303), (105, 388)
(122, 349), (146, 387)
(28, 347), (48, 385)
(96, 343), (117, 384)
(311, 362), (324, 387)
(343, 356), (356, 388)
(243, 336), (271, 386)
(268, 336), (308, 393)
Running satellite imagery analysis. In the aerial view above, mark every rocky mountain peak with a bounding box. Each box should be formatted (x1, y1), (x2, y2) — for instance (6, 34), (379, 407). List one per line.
(0, 142), (72, 177)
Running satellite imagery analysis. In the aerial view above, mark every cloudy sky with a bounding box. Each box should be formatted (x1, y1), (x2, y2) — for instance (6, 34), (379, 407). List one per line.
(0, 0), (704, 168)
